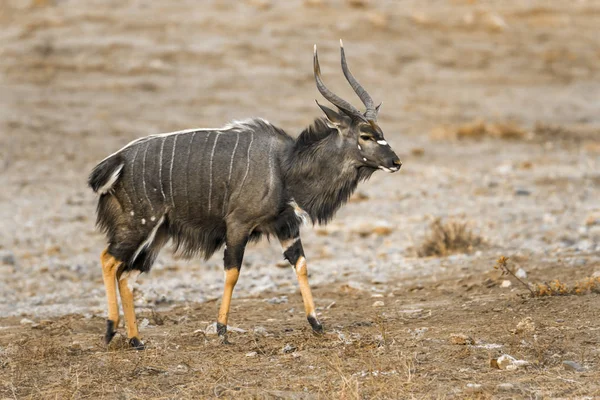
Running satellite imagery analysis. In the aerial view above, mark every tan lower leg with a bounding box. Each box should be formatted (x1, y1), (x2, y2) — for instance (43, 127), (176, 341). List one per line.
(118, 277), (139, 340)
(101, 249), (120, 326)
(295, 256), (317, 319)
(217, 268), (240, 336)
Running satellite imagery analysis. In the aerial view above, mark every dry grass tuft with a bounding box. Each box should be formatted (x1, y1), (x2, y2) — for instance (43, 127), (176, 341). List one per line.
(495, 256), (600, 297)
(417, 218), (483, 257)
(431, 119), (529, 141)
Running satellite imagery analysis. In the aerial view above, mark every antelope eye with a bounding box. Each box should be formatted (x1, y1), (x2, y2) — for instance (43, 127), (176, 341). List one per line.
(360, 134), (374, 141)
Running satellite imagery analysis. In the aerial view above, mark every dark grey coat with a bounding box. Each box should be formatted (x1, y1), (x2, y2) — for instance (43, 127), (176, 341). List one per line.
(89, 118), (376, 273)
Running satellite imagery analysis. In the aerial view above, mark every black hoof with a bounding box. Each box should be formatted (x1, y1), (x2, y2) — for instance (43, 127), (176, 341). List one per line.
(308, 315), (324, 335)
(129, 337), (145, 350)
(105, 320), (117, 344)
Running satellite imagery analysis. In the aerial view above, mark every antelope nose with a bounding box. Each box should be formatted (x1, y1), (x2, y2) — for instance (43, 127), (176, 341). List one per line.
(392, 158), (402, 171)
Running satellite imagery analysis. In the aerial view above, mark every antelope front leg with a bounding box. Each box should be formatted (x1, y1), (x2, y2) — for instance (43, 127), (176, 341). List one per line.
(217, 231), (247, 343)
(280, 237), (323, 334)
(100, 249), (120, 344)
(118, 271), (144, 350)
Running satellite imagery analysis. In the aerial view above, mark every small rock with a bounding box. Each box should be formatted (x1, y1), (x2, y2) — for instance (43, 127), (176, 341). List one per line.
(0, 250), (15, 265)
(514, 189), (530, 196)
(245, 351), (258, 357)
(372, 301), (385, 307)
(264, 296), (288, 304)
(513, 317), (535, 334)
(371, 293), (384, 298)
(515, 268), (527, 279)
(282, 343), (297, 354)
(204, 323), (246, 335)
(139, 318), (150, 329)
(494, 354), (529, 370)
(409, 327), (429, 339)
(501, 280), (512, 288)
(253, 326), (269, 336)
(496, 383), (515, 392)
(174, 364), (189, 374)
(450, 333), (474, 345)
(465, 383), (482, 393)
(562, 360), (584, 372)
(20, 318), (34, 325)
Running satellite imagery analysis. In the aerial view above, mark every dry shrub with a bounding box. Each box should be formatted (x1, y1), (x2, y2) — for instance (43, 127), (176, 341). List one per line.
(431, 119), (528, 141)
(417, 218), (483, 257)
(495, 256), (600, 297)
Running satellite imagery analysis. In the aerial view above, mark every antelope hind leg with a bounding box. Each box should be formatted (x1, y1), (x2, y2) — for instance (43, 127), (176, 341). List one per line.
(101, 249), (120, 344)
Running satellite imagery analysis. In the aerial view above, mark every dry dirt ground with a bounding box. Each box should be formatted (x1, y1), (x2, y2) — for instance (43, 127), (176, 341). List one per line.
(1, 0), (600, 398)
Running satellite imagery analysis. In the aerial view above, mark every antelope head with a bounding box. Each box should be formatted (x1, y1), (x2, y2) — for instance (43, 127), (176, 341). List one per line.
(313, 40), (402, 173)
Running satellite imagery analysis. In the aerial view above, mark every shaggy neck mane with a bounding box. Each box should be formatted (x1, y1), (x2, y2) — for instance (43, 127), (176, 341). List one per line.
(284, 118), (374, 224)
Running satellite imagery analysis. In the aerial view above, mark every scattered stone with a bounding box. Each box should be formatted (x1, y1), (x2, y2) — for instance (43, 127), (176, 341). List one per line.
(562, 360), (584, 372)
(282, 343), (297, 354)
(246, 351), (258, 357)
(593, 271), (600, 278)
(409, 327), (429, 339)
(515, 268), (527, 279)
(0, 250), (15, 265)
(264, 296), (288, 304)
(513, 317), (535, 335)
(174, 364), (189, 374)
(354, 221), (393, 237)
(514, 189), (531, 196)
(371, 275), (388, 284)
(139, 318), (150, 329)
(494, 354), (530, 370)
(450, 333), (474, 345)
(501, 280), (512, 288)
(371, 293), (384, 298)
(204, 323), (246, 335)
(372, 301), (385, 307)
(465, 383), (483, 393)
(20, 318), (34, 325)
(253, 326), (269, 336)
(326, 301), (336, 309)
(496, 383), (515, 392)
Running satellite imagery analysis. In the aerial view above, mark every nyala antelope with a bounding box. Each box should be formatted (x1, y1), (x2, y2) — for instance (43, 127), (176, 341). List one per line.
(89, 41), (401, 349)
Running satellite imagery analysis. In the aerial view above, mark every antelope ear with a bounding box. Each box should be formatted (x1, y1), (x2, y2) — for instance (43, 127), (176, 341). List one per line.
(316, 100), (349, 128)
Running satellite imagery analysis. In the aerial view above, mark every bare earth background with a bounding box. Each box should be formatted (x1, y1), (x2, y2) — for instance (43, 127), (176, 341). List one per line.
(0, 0), (599, 398)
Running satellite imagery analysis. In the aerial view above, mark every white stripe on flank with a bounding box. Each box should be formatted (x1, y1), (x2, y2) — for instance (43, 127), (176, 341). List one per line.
(130, 145), (140, 201)
(183, 131), (197, 213)
(169, 134), (177, 208)
(207, 132), (221, 214)
(222, 132), (240, 214)
(98, 164), (124, 194)
(130, 215), (165, 265)
(98, 126), (234, 164)
(158, 137), (166, 201)
(267, 138), (274, 190)
(121, 185), (133, 207)
(141, 142), (154, 212)
(239, 132), (254, 192)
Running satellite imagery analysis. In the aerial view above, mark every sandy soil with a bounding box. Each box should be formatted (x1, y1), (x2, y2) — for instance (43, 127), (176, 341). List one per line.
(0, 0), (599, 398)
